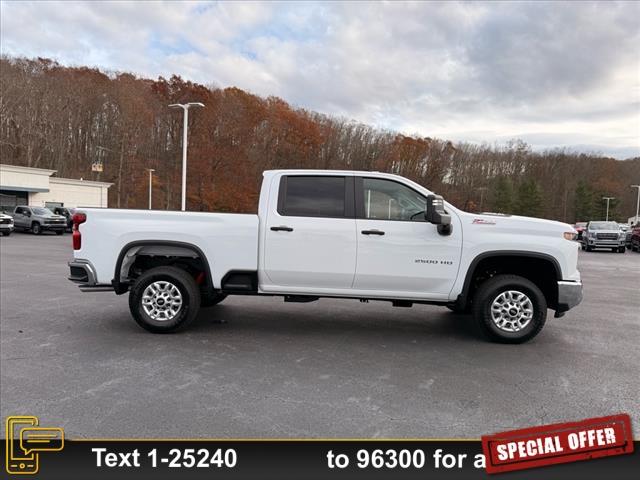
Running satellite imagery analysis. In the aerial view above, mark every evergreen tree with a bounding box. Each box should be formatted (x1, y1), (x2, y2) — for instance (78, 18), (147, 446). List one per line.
(516, 179), (543, 217)
(574, 181), (597, 221)
(491, 177), (514, 214)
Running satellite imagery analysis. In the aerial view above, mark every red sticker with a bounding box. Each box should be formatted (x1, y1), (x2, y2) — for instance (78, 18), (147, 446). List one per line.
(481, 414), (634, 474)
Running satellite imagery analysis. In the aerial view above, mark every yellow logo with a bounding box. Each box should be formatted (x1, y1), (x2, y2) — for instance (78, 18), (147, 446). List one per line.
(5, 416), (64, 475)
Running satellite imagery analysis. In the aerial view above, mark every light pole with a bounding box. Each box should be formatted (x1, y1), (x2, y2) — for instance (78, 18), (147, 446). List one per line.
(169, 102), (205, 211)
(478, 187), (488, 212)
(631, 185), (640, 225)
(146, 168), (155, 210)
(602, 196), (615, 221)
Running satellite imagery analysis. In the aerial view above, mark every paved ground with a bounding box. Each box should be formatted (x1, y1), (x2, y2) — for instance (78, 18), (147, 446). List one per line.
(1, 233), (639, 439)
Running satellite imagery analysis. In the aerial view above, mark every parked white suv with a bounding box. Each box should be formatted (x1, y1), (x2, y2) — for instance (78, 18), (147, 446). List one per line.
(68, 170), (582, 343)
(0, 213), (14, 236)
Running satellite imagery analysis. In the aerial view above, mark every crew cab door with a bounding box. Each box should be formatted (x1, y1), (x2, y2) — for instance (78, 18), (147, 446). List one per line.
(352, 177), (462, 297)
(13, 207), (29, 227)
(262, 175), (357, 289)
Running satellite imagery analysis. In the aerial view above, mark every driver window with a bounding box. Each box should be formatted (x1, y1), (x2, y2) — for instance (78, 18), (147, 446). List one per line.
(362, 178), (426, 221)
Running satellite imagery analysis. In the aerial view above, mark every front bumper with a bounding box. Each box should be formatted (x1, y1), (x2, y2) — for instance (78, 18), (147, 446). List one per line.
(556, 280), (583, 314)
(585, 237), (625, 248)
(43, 223), (66, 231)
(0, 224), (14, 232)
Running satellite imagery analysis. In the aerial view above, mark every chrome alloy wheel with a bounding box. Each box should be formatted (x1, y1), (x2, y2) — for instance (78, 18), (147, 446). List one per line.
(490, 290), (534, 332)
(141, 281), (183, 321)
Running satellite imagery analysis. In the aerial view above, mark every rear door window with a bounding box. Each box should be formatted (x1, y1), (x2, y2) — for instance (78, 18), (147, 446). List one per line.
(279, 176), (347, 218)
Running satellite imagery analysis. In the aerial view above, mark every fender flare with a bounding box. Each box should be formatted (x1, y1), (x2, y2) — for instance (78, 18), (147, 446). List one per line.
(112, 240), (214, 295)
(456, 250), (562, 308)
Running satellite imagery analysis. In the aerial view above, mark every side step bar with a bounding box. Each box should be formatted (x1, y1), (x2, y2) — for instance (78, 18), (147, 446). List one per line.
(79, 285), (115, 292)
(284, 295), (319, 303)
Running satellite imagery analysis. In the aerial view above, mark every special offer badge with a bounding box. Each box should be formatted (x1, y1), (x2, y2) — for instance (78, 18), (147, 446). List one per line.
(482, 414), (633, 474)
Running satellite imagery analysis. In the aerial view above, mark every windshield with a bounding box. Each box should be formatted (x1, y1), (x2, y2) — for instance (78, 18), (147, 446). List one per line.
(589, 222), (618, 230)
(575, 222), (587, 227)
(32, 207), (53, 215)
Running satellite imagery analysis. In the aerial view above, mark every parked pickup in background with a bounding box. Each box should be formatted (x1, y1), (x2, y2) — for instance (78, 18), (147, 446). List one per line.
(12, 206), (67, 235)
(68, 170), (583, 343)
(573, 222), (587, 240)
(580, 221), (626, 253)
(630, 224), (640, 252)
(51, 206), (76, 232)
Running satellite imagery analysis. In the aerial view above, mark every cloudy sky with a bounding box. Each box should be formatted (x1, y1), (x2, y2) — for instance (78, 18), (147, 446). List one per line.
(1, 1), (639, 158)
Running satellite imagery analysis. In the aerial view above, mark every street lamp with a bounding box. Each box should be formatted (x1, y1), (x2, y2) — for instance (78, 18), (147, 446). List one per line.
(602, 196), (615, 221)
(169, 102), (205, 211)
(146, 168), (155, 210)
(478, 187), (488, 212)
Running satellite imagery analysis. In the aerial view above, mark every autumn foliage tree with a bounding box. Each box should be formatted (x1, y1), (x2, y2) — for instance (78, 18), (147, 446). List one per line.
(1, 56), (638, 222)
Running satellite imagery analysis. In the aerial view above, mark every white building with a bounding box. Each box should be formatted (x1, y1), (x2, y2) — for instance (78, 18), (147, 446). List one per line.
(0, 164), (112, 211)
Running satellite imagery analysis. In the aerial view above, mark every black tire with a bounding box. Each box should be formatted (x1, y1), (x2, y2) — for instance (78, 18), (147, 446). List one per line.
(201, 292), (228, 308)
(618, 247), (625, 253)
(580, 243), (586, 250)
(1, 231), (9, 236)
(55, 230), (64, 235)
(586, 245), (593, 252)
(472, 274), (547, 344)
(32, 222), (42, 235)
(129, 266), (201, 333)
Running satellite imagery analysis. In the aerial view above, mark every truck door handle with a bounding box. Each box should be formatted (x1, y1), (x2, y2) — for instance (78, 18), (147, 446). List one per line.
(361, 229), (385, 235)
(271, 226), (294, 232)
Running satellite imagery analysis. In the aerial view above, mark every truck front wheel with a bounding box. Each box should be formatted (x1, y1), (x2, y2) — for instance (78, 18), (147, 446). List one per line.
(472, 274), (547, 344)
(129, 266), (201, 333)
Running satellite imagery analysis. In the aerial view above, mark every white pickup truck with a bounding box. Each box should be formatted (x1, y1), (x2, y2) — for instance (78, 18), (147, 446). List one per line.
(68, 170), (582, 343)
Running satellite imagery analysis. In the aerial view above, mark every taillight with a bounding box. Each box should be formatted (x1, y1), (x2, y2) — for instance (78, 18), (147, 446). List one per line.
(72, 213), (86, 250)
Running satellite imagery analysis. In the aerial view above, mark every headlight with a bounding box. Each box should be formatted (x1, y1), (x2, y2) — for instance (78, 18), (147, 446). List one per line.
(619, 232), (626, 239)
(563, 232), (576, 241)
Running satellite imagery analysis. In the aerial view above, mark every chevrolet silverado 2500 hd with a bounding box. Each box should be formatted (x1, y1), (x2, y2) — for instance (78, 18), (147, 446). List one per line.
(68, 170), (582, 343)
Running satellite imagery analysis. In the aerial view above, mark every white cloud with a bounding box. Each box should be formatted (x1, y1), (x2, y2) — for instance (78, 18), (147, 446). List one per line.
(1, 0), (639, 158)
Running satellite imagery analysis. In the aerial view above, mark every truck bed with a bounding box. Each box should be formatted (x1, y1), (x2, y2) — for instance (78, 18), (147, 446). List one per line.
(74, 208), (259, 287)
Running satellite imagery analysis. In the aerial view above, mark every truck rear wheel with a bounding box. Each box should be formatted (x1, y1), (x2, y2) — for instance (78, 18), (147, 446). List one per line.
(129, 266), (201, 333)
(472, 274), (547, 344)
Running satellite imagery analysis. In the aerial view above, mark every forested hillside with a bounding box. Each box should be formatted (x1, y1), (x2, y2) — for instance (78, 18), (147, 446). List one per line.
(1, 57), (638, 222)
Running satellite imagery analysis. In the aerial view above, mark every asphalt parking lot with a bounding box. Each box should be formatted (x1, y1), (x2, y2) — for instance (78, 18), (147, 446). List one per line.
(1, 233), (639, 439)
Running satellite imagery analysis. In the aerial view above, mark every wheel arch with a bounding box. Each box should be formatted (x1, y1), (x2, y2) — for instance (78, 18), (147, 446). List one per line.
(113, 240), (214, 295)
(457, 251), (562, 310)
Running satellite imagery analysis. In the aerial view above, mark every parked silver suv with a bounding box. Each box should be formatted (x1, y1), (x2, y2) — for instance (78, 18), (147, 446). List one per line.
(11, 206), (67, 235)
(581, 221), (626, 253)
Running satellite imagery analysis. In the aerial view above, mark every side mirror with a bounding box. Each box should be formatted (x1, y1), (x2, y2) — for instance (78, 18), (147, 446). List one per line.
(425, 194), (452, 236)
